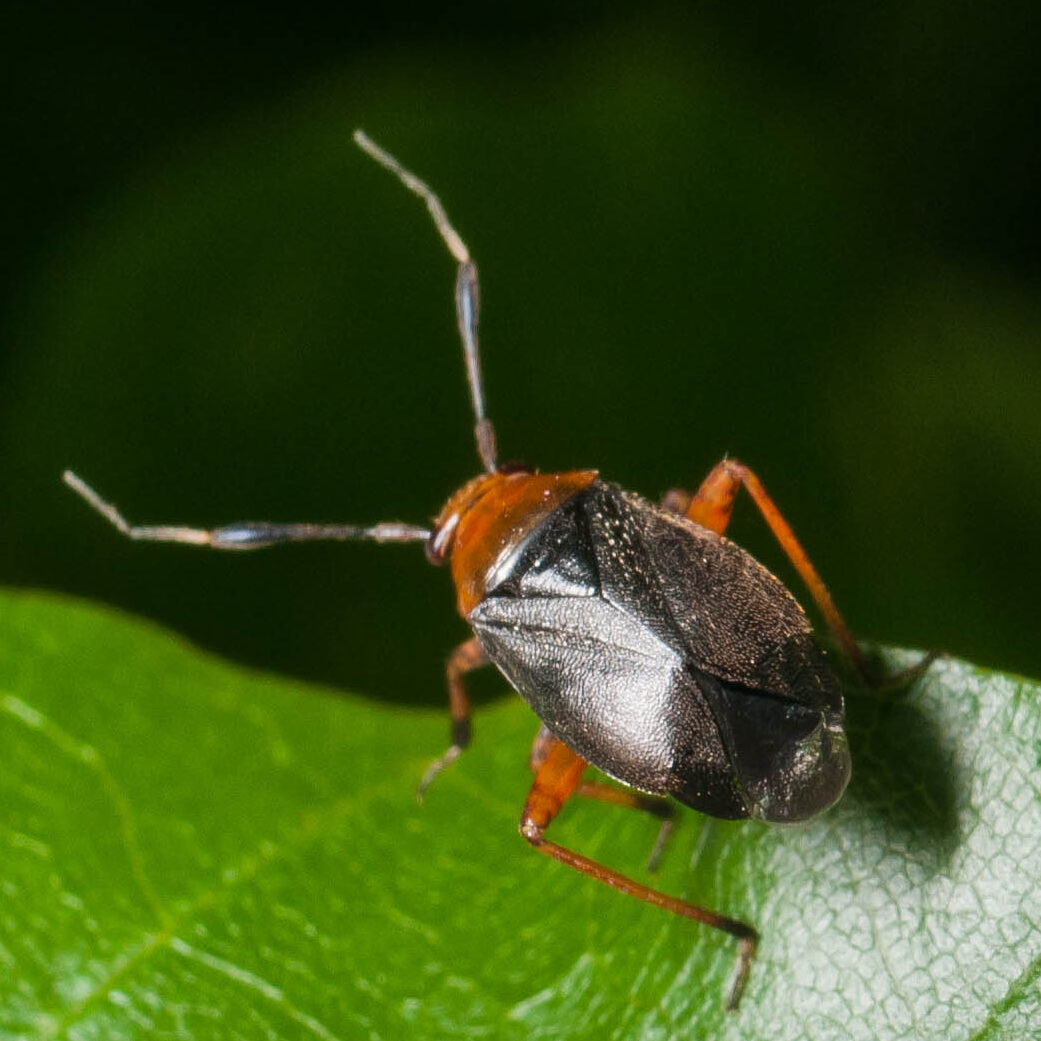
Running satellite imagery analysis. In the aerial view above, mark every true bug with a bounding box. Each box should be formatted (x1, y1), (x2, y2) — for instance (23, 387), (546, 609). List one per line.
(65, 131), (866, 1010)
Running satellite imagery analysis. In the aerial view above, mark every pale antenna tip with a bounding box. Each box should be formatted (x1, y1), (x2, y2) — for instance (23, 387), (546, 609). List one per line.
(62, 469), (122, 529)
(353, 129), (379, 159)
(62, 469), (100, 509)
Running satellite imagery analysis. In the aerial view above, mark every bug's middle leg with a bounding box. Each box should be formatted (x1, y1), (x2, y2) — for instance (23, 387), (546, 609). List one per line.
(417, 636), (487, 799)
(520, 735), (758, 1011)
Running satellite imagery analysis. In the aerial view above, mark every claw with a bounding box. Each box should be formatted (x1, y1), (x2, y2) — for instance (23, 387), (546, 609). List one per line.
(416, 744), (463, 802)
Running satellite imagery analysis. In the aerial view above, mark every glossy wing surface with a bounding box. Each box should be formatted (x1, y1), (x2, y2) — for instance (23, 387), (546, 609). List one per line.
(470, 594), (747, 814)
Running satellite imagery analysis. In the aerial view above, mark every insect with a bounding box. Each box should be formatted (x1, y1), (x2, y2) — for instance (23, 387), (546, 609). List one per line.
(66, 131), (865, 1011)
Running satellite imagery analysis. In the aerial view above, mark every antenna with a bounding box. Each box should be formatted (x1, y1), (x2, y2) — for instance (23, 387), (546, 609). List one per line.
(353, 130), (498, 474)
(62, 470), (431, 549)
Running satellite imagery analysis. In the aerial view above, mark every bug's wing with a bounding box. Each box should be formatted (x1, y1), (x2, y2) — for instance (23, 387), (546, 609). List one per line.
(676, 665), (850, 821)
(475, 485), (744, 808)
(594, 484), (843, 714)
(586, 483), (849, 820)
(470, 593), (749, 817)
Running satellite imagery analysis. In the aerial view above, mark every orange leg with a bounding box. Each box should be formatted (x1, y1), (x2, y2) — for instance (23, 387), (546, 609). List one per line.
(527, 722), (558, 774)
(575, 781), (675, 874)
(528, 725), (674, 872)
(520, 736), (758, 1011)
(417, 636), (487, 799)
(666, 458), (864, 676)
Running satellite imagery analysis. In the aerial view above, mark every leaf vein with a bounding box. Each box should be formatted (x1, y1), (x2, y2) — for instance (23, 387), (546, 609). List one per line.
(34, 773), (405, 1040)
(0, 693), (168, 928)
(964, 945), (1041, 1041)
(168, 937), (354, 1041)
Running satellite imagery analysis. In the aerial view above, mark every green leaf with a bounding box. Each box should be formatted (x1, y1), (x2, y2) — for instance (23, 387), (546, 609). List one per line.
(1, 588), (1039, 1041)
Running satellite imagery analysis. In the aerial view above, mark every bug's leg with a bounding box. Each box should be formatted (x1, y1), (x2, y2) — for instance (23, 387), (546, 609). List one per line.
(528, 724), (674, 871)
(576, 782), (676, 874)
(527, 722), (557, 773)
(873, 649), (943, 694)
(665, 459), (864, 675)
(520, 736), (758, 1012)
(417, 636), (488, 800)
(63, 472), (431, 548)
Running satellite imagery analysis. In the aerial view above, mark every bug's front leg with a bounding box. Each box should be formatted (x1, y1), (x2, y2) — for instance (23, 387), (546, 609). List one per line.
(520, 735), (758, 1012)
(417, 636), (488, 799)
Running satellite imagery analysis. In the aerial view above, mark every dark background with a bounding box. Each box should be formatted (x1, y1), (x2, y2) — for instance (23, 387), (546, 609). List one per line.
(4, 3), (1040, 708)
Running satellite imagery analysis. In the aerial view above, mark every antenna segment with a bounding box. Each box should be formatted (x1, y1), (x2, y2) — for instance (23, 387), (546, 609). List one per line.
(353, 130), (498, 473)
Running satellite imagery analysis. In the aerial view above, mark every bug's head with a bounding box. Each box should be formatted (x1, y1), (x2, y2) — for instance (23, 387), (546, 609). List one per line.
(428, 468), (599, 616)
(425, 465), (532, 566)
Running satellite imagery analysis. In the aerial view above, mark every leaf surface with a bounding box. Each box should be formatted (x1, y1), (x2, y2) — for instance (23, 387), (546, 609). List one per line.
(1, 589), (1039, 1040)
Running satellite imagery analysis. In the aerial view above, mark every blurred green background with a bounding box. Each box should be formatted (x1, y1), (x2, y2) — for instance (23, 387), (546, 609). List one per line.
(3, 3), (1040, 708)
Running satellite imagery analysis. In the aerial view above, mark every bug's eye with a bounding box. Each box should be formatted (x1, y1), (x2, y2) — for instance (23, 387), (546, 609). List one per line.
(425, 512), (459, 566)
(496, 460), (535, 476)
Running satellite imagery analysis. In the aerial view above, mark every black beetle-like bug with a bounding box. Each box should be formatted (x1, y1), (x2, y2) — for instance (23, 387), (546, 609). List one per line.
(469, 478), (850, 824)
(65, 132), (867, 1010)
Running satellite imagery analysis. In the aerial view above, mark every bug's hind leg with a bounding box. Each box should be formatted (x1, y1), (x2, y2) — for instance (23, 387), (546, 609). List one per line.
(520, 735), (758, 1012)
(417, 636), (487, 800)
(528, 725), (675, 872)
